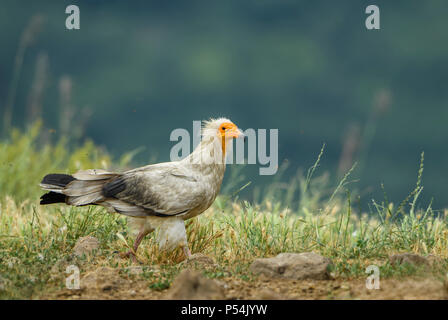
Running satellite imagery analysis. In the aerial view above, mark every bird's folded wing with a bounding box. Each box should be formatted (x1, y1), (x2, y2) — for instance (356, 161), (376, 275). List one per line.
(102, 165), (205, 217)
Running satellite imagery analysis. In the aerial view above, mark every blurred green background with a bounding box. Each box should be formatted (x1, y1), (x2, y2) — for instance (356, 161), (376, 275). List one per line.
(0, 0), (447, 209)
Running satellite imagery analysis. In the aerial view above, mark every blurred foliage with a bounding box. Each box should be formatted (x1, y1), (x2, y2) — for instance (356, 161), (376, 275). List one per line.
(0, 122), (113, 201)
(0, 0), (447, 207)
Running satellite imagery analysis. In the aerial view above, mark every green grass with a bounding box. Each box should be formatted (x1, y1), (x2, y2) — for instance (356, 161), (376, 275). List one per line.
(0, 125), (447, 299)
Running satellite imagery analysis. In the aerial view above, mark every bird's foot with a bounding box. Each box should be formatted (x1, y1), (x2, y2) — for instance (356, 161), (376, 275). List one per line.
(183, 246), (192, 259)
(119, 250), (140, 264)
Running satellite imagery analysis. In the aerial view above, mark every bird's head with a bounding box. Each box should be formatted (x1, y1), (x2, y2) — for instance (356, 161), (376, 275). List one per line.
(203, 117), (243, 140)
(202, 118), (244, 155)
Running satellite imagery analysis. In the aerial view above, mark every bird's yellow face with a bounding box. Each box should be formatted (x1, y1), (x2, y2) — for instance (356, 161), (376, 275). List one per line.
(217, 121), (243, 156)
(218, 122), (243, 139)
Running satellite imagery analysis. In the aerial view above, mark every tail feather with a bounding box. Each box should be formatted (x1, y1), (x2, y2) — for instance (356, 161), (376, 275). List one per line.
(39, 171), (119, 207)
(40, 191), (67, 205)
(40, 174), (75, 188)
(72, 169), (116, 181)
(62, 180), (104, 196)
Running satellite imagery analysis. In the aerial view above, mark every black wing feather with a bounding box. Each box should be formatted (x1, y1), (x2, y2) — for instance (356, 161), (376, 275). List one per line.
(41, 174), (75, 187)
(102, 177), (126, 198)
(40, 192), (66, 204)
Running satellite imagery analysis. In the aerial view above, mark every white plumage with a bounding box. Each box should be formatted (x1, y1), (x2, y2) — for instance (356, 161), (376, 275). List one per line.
(40, 118), (243, 260)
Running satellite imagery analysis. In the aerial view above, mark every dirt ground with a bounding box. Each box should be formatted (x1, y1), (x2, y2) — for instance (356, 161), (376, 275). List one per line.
(41, 265), (448, 300)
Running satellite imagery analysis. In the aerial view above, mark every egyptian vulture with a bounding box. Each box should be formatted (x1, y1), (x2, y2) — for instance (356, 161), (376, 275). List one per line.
(39, 118), (244, 261)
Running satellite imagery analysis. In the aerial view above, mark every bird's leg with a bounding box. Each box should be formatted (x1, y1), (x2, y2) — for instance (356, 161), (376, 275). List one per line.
(120, 229), (149, 263)
(183, 245), (192, 259)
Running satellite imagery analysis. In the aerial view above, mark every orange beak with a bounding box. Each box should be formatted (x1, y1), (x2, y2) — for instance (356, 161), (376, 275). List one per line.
(226, 125), (244, 139)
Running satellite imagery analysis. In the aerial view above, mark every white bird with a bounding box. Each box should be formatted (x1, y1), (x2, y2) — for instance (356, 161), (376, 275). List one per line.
(39, 118), (244, 261)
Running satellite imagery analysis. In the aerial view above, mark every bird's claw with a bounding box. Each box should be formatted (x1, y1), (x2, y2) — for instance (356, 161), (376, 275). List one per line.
(119, 250), (140, 264)
(183, 246), (192, 259)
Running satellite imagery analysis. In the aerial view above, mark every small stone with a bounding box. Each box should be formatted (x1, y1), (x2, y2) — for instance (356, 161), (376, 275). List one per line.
(340, 284), (350, 290)
(389, 253), (429, 267)
(426, 254), (444, 267)
(73, 236), (100, 257)
(214, 280), (229, 289)
(165, 269), (225, 300)
(181, 253), (217, 270)
(250, 252), (333, 280)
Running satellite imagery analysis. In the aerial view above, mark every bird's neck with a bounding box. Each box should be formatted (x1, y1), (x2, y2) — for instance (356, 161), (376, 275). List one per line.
(183, 135), (227, 172)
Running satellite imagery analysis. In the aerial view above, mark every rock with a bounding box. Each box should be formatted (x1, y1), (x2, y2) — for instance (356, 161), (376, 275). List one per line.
(181, 253), (217, 270)
(389, 253), (430, 267)
(250, 252), (333, 280)
(81, 267), (125, 291)
(165, 269), (225, 300)
(426, 254), (445, 267)
(73, 236), (100, 257)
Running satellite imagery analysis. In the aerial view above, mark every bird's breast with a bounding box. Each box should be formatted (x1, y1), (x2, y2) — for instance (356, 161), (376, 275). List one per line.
(181, 163), (225, 220)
